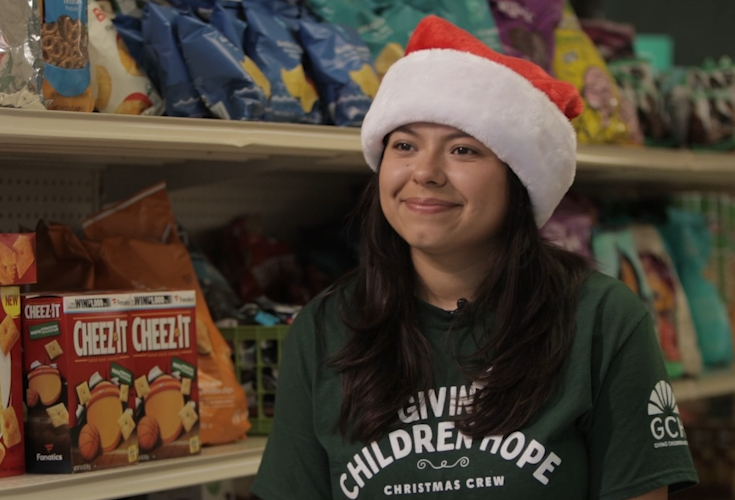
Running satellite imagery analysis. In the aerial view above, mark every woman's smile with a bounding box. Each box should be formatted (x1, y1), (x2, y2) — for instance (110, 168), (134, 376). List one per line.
(403, 196), (461, 214)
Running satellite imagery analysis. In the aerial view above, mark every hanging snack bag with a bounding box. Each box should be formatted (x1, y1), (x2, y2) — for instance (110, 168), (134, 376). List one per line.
(241, 5), (321, 123)
(40, 0), (94, 111)
(88, 1), (163, 115)
(177, 14), (265, 121)
(298, 19), (377, 127)
(489, 0), (564, 75)
(631, 224), (702, 378)
(660, 208), (734, 368)
(553, 2), (630, 144)
(0, 0), (45, 109)
(141, 3), (208, 118)
(303, 0), (395, 62)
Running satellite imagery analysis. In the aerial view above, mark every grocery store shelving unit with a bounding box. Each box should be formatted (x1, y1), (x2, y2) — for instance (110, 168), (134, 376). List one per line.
(1, 107), (735, 497)
(0, 437), (267, 500)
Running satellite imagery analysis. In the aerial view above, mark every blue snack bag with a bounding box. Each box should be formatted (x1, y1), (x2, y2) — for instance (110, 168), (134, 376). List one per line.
(113, 14), (161, 93)
(177, 14), (266, 120)
(297, 19), (377, 126)
(142, 3), (208, 117)
(242, 6), (322, 123)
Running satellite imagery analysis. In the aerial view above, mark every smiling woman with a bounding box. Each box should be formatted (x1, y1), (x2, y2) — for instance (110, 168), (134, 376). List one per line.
(251, 15), (698, 500)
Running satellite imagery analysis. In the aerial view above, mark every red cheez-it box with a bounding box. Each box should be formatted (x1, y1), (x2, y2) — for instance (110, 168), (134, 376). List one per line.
(0, 286), (24, 478)
(23, 292), (138, 473)
(129, 290), (199, 461)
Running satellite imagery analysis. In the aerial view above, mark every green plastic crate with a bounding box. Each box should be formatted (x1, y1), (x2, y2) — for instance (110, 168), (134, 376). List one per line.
(220, 325), (290, 435)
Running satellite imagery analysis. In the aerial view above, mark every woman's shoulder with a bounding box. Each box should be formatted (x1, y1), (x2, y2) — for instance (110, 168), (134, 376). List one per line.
(576, 270), (650, 345)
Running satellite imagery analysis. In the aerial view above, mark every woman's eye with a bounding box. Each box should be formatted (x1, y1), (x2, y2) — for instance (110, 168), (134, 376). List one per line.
(394, 142), (413, 151)
(453, 146), (475, 155)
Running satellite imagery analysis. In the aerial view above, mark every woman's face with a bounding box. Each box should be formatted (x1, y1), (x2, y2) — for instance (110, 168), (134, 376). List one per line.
(379, 122), (509, 258)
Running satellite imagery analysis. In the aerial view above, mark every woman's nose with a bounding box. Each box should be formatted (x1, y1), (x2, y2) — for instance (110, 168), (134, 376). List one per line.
(411, 149), (448, 186)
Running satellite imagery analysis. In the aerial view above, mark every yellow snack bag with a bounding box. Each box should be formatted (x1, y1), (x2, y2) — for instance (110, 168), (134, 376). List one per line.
(553, 3), (630, 144)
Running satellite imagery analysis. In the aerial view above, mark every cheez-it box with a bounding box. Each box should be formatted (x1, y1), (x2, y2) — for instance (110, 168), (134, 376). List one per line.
(23, 292), (138, 473)
(129, 290), (199, 461)
(0, 286), (25, 478)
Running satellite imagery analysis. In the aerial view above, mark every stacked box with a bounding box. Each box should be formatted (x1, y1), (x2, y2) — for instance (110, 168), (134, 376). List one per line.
(129, 290), (200, 461)
(23, 292), (138, 473)
(0, 233), (37, 479)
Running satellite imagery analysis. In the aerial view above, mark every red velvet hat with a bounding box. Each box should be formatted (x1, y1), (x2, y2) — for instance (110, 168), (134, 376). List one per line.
(361, 15), (584, 227)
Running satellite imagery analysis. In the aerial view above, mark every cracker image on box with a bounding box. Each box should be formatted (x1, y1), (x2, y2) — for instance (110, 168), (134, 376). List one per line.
(0, 407), (22, 448)
(45, 339), (63, 360)
(130, 290), (199, 461)
(23, 292), (137, 473)
(0, 314), (19, 356)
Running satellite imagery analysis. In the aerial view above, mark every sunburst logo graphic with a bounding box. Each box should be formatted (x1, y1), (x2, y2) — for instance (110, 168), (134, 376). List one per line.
(647, 381), (679, 416)
(648, 380), (687, 445)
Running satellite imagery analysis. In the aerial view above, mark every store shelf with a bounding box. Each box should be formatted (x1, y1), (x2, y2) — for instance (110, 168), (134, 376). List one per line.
(1, 108), (734, 187)
(0, 437), (267, 500)
(672, 369), (735, 403)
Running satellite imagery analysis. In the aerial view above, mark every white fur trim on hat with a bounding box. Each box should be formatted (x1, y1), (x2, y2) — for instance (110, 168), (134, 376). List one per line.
(361, 49), (577, 227)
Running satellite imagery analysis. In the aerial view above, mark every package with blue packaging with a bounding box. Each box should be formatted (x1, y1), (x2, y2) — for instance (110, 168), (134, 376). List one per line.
(297, 19), (377, 127)
(241, 5), (322, 123)
(141, 3), (208, 117)
(177, 14), (266, 120)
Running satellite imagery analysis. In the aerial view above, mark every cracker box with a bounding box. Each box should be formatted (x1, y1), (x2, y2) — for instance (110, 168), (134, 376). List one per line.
(23, 292), (138, 473)
(129, 290), (199, 462)
(0, 286), (25, 478)
(0, 233), (37, 286)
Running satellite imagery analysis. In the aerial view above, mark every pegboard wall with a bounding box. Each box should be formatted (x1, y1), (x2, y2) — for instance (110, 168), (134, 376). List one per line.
(169, 170), (371, 249)
(0, 167), (100, 232)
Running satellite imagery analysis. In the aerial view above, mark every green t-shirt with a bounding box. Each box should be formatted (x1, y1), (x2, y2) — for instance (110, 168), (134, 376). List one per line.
(252, 271), (698, 500)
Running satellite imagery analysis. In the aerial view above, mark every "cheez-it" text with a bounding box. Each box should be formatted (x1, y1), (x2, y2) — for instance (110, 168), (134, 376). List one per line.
(132, 315), (191, 352)
(74, 318), (129, 356)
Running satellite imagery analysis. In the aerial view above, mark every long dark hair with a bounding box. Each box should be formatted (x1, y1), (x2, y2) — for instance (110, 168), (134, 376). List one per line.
(325, 166), (590, 443)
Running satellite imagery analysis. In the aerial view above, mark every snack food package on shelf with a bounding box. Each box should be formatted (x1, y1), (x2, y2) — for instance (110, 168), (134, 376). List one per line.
(31, 220), (95, 292)
(552, 2), (632, 144)
(0, 0), (45, 109)
(591, 228), (684, 379)
(82, 183), (250, 445)
(141, 3), (208, 118)
(240, 3), (322, 123)
(659, 207), (734, 368)
(303, 0), (395, 61)
(0, 232), (37, 478)
(23, 291), (139, 473)
(488, 0), (564, 75)
(609, 58), (669, 146)
(297, 19), (377, 126)
(177, 12), (266, 121)
(630, 224), (703, 378)
(0, 286), (24, 478)
(688, 60), (735, 151)
(539, 194), (596, 259)
(579, 18), (635, 62)
(87, 0), (163, 115)
(129, 290), (200, 461)
(40, 0), (94, 111)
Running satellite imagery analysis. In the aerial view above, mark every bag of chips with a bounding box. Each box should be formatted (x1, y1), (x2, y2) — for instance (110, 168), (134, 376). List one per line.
(88, 0), (163, 115)
(297, 18), (377, 126)
(0, 0), (45, 109)
(240, 4), (322, 123)
(553, 2), (632, 144)
(142, 2), (208, 118)
(40, 0), (94, 111)
(631, 224), (702, 378)
(177, 13), (266, 121)
(489, 0), (563, 74)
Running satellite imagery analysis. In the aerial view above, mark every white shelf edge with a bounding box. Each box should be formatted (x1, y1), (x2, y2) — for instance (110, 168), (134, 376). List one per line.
(2, 109), (735, 182)
(0, 436), (267, 500)
(672, 369), (735, 403)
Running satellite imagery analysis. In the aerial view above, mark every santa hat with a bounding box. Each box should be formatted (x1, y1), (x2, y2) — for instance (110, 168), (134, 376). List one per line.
(361, 15), (583, 227)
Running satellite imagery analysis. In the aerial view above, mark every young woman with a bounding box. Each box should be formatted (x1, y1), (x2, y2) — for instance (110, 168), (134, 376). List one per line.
(252, 16), (698, 500)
